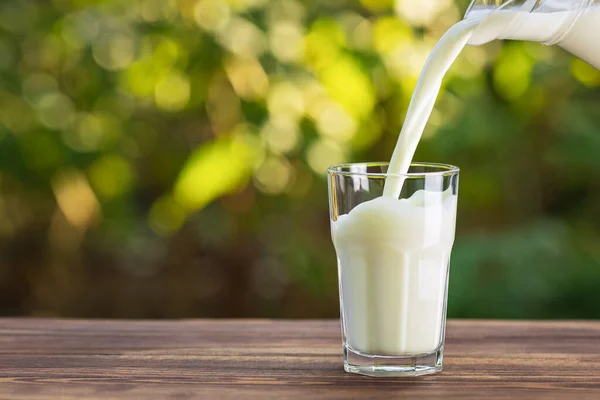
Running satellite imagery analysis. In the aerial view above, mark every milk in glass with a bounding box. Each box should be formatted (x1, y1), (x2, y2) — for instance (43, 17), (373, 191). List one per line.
(332, 1), (600, 356)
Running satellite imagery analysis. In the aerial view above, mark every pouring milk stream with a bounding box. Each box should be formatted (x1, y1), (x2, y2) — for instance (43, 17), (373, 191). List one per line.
(332, 0), (600, 356)
(386, 0), (600, 198)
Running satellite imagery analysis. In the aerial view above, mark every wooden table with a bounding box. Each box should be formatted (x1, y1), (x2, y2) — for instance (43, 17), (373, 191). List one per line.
(1, 319), (599, 399)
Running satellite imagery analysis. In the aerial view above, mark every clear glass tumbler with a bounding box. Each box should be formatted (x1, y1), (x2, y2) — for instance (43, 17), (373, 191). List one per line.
(328, 162), (459, 377)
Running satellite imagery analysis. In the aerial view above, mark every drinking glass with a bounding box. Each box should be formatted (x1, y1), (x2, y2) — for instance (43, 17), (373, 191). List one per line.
(327, 162), (459, 377)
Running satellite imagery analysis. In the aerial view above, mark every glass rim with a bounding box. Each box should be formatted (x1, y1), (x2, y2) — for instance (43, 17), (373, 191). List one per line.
(327, 162), (459, 178)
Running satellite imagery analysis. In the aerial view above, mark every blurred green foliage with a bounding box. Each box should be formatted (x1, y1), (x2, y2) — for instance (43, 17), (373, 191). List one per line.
(0, 0), (600, 318)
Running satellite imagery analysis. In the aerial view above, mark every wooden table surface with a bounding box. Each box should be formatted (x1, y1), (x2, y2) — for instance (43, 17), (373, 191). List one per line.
(1, 319), (599, 399)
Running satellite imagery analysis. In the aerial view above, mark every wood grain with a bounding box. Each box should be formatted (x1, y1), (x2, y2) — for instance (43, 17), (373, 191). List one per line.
(0, 319), (599, 399)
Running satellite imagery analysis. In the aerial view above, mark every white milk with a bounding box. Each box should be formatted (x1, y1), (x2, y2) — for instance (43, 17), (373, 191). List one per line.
(333, 190), (457, 355)
(384, 3), (600, 198)
(383, 18), (482, 198)
(332, 3), (600, 356)
(332, 19), (479, 356)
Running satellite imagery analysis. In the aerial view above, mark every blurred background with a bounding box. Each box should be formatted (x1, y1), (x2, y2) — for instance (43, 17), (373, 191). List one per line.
(1, 0), (600, 319)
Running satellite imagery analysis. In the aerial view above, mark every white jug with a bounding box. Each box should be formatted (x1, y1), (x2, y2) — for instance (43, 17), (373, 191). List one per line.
(464, 0), (600, 69)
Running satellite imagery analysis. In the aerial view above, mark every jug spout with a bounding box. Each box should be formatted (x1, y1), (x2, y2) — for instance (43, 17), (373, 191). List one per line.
(464, 0), (600, 69)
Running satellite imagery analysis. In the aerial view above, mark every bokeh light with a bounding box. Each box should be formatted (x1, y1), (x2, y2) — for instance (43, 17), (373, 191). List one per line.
(253, 156), (292, 195)
(571, 58), (600, 87)
(51, 169), (101, 231)
(63, 112), (120, 152)
(1, 0), (599, 320)
(217, 17), (266, 58)
(224, 56), (269, 100)
(395, 0), (454, 27)
(269, 22), (304, 63)
(88, 154), (134, 199)
(307, 138), (345, 175)
(194, 0), (231, 31)
(36, 94), (76, 131)
(267, 82), (305, 120)
(260, 115), (299, 154)
(155, 72), (191, 111)
(92, 33), (137, 71)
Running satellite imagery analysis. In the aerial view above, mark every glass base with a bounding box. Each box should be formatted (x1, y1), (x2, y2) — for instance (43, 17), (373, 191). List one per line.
(343, 345), (443, 377)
